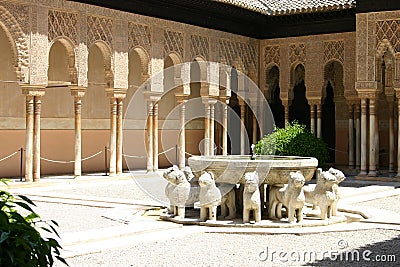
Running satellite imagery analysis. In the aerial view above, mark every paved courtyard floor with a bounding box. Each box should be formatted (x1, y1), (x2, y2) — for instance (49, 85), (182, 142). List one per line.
(2, 171), (400, 266)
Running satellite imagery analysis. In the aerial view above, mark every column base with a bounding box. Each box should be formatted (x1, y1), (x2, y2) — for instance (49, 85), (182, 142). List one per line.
(367, 170), (377, 177)
(359, 170), (367, 176)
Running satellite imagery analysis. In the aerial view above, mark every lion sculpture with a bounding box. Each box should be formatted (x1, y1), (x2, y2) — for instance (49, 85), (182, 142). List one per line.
(327, 167), (346, 216)
(243, 171), (261, 223)
(163, 165), (191, 219)
(269, 171), (305, 223)
(304, 168), (338, 220)
(198, 171), (221, 221)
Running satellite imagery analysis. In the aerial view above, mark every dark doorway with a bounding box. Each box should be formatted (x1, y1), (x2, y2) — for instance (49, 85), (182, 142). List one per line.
(289, 80), (310, 129)
(228, 69), (241, 155)
(322, 82), (336, 163)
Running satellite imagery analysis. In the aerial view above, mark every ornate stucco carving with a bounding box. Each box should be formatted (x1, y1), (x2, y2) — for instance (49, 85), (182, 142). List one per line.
(164, 29), (184, 59)
(190, 34), (209, 60)
(48, 9), (78, 44)
(264, 45), (280, 66)
(87, 15), (113, 47)
(128, 22), (151, 54)
(324, 40), (344, 63)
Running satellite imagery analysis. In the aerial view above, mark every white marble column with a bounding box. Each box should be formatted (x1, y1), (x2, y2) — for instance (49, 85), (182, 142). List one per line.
(360, 98), (367, 175)
(348, 103), (354, 169)
(109, 97), (117, 176)
(368, 98), (377, 177)
(177, 97), (186, 169)
(355, 103), (361, 169)
(222, 99), (229, 156)
(240, 103), (246, 155)
(310, 104), (316, 135)
(388, 100), (395, 173)
(210, 101), (215, 156)
(316, 104), (322, 138)
(397, 97), (400, 177)
(70, 87), (85, 178)
(24, 95), (34, 182)
(284, 104), (290, 127)
(204, 101), (210, 156)
(146, 101), (154, 172)
(153, 103), (159, 171)
(33, 96), (42, 182)
(116, 98), (124, 174)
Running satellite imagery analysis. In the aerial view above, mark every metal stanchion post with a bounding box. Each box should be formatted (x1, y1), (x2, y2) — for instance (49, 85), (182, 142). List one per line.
(20, 147), (23, 181)
(104, 146), (108, 176)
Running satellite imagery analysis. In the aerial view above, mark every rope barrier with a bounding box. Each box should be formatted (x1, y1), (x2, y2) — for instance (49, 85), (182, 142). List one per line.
(158, 146), (176, 155)
(40, 150), (103, 164)
(0, 150), (19, 163)
(122, 153), (146, 158)
(326, 147), (348, 154)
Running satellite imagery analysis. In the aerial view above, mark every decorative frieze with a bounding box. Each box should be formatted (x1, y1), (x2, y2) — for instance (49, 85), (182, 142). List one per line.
(376, 20), (400, 52)
(87, 15), (113, 47)
(48, 10), (78, 43)
(218, 39), (257, 74)
(128, 22), (151, 53)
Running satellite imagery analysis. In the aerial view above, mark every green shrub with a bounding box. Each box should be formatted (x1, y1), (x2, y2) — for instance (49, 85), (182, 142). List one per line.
(0, 180), (67, 267)
(255, 121), (329, 167)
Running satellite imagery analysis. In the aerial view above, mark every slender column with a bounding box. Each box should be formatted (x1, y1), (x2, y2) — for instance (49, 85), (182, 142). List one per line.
(204, 102), (210, 156)
(222, 99), (228, 156)
(24, 95), (34, 182)
(355, 103), (361, 169)
(109, 97), (117, 175)
(33, 96), (42, 181)
(397, 98), (400, 177)
(178, 101), (186, 169)
(360, 98), (367, 175)
(73, 96), (82, 177)
(210, 102), (215, 155)
(147, 101), (154, 172)
(71, 87), (85, 178)
(240, 104), (246, 155)
(316, 104), (322, 138)
(252, 115), (257, 144)
(310, 104), (316, 135)
(388, 101), (395, 173)
(374, 100), (379, 174)
(284, 105), (290, 127)
(116, 98), (123, 174)
(348, 103), (354, 169)
(153, 103), (159, 171)
(368, 98), (376, 176)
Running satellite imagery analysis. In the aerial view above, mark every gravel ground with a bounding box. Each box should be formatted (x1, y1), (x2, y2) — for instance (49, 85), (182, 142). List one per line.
(355, 195), (400, 214)
(33, 202), (121, 232)
(58, 229), (399, 267)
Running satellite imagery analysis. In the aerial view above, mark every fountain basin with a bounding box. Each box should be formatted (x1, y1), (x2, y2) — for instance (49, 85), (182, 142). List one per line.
(188, 155), (318, 185)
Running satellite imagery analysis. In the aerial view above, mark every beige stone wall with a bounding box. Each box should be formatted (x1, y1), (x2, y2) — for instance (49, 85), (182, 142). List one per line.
(0, 0), (259, 176)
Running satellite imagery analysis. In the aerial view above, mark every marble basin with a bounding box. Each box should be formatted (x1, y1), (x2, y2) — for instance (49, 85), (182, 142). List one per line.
(188, 155), (318, 185)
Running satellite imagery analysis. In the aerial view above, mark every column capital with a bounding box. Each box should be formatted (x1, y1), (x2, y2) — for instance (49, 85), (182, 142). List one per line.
(202, 96), (217, 105)
(175, 93), (189, 104)
(307, 98), (321, 106)
(394, 87), (400, 99)
(358, 90), (379, 100)
(69, 86), (86, 98)
(21, 85), (46, 97)
(143, 91), (162, 102)
(106, 88), (127, 99)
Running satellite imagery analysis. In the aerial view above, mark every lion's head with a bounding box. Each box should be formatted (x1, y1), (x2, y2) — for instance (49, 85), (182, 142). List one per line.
(328, 167), (346, 184)
(288, 171), (305, 188)
(198, 171), (215, 187)
(163, 165), (187, 185)
(244, 171), (259, 193)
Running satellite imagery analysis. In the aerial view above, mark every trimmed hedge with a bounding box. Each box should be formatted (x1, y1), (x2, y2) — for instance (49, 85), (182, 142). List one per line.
(255, 121), (329, 167)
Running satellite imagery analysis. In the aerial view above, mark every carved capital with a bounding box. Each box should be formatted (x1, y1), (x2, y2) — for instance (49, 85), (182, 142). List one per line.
(21, 85), (46, 97)
(175, 94), (188, 104)
(69, 86), (86, 98)
(106, 88), (127, 99)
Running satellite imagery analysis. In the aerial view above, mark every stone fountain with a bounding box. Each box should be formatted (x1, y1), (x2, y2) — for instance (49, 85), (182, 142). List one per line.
(160, 154), (353, 227)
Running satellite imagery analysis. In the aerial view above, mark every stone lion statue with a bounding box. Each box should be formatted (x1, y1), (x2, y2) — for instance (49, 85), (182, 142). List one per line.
(198, 171), (221, 222)
(218, 183), (236, 219)
(243, 171), (261, 223)
(304, 168), (337, 220)
(327, 167), (346, 216)
(269, 171), (305, 223)
(163, 165), (191, 219)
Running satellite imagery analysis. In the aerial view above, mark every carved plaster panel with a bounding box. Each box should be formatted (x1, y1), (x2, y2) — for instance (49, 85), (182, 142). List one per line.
(164, 29), (184, 59)
(289, 43), (305, 64)
(264, 45), (280, 66)
(218, 39), (257, 75)
(87, 15), (113, 47)
(48, 10), (78, 44)
(376, 19), (400, 52)
(128, 22), (151, 54)
(324, 40), (344, 63)
(190, 34), (209, 60)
